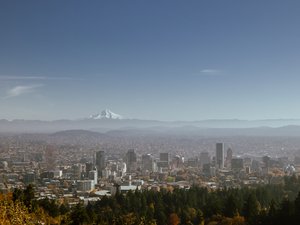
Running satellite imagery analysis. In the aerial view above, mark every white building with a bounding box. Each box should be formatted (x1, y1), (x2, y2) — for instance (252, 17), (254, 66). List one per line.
(77, 180), (95, 192)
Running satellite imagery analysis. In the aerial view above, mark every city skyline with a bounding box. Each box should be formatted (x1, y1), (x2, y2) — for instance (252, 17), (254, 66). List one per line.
(1, 1), (300, 121)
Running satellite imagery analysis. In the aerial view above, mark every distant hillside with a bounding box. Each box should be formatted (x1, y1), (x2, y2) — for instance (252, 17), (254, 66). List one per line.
(48, 129), (106, 145)
(2, 118), (300, 134)
(51, 129), (103, 138)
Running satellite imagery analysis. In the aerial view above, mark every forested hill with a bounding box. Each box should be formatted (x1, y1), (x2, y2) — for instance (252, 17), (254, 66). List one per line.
(2, 176), (300, 225)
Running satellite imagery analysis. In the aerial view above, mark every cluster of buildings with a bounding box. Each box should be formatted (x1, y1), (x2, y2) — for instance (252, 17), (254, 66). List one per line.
(0, 142), (299, 205)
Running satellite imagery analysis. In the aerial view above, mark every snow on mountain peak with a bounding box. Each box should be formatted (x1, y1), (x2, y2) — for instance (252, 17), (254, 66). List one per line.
(90, 109), (123, 120)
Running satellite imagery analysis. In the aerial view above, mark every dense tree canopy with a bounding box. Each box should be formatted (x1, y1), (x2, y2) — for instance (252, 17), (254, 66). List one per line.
(2, 176), (300, 224)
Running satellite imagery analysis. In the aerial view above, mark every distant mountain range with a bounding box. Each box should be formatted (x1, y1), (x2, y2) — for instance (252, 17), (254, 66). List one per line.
(2, 109), (300, 135)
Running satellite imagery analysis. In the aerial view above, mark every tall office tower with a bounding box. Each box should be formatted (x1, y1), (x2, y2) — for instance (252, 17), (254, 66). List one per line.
(85, 162), (93, 177)
(262, 155), (271, 168)
(89, 169), (98, 185)
(157, 152), (170, 170)
(45, 145), (56, 171)
(200, 151), (210, 167)
(142, 154), (154, 172)
(160, 153), (169, 162)
(216, 143), (224, 169)
(231, 158), (244, 171)
(226, 148), (233, 168)
(72, 163), (86, 180)
(126, 149), (137, 173)
(96, 151), (105, 177)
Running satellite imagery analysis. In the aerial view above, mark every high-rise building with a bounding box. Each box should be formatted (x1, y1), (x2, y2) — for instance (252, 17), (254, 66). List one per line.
(96, 151), (105, 177)
(226, 148), (233, 168)
(262, 155), (271, 168)
(159, 153), (169, 162)
(216, 143), (224, 169)
(231, 158), (244, 170)
(157, 152), (170, 170)
(142, 154), (155, 172)
(77, 180), (95, 192)
(126, 149), (137, 173)
(89, 169), (98, 185)
(45, 145), (56, 171)
(203, 164), (216, 177)
(85, 162), (93, 177)
(200, 151), (210, 167)
(72, 163), (86, 180)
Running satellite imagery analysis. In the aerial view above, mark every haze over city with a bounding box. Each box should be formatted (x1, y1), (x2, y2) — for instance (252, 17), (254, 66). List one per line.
(1, 0), (300, 121)
(3, 2), (300, 225)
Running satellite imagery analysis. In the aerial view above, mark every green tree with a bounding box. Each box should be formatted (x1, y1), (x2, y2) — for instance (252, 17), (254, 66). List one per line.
(277, 198), (294, 225)
(59, 203), (70, 215)
(193, 209), (204, 225)
(70, 203), (89, 225)
(243, 193), (260, 224)
(224, 194), (239, 217)
(294, 191), (300, 217)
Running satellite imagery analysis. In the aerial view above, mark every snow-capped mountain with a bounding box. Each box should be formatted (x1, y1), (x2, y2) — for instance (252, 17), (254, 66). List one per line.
(90, 109), (123, 120)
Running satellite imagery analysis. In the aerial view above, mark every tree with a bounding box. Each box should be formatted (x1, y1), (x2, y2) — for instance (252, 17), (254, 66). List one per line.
(12, 188), (23, 202)
(70, 203), (89, 225)
(204, 193), (223, 217)
(0, 196), (41, 225)
(268, 199), (277, 220)
(12, 185), (37, 212)
(294, 191), (300, 216)
(180, 209), (191, 225)
(232, 215), (246, 225)
(59, 203), (70, 215)
(38, 198), (60, 218)
(168, 213), (180, 225)
(224, 194), (239, 217)
(193, 209), (204, 225)
(277, 198), (295, 225)
(243, 193), (260, 224)
(23, 184), (35, 210)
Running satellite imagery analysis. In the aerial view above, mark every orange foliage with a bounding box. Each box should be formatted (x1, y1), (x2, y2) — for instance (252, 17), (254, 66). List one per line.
(168, 213), (180, 225)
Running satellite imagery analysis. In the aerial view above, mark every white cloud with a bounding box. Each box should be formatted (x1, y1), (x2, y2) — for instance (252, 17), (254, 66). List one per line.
(4, 84), (44, 98)
(0, 76), (46, 80)
(200, 69), (221, 74)
(0, 75), (82, 80)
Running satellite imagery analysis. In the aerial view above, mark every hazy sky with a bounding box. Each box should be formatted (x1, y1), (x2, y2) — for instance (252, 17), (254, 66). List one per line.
(1, 0), (300, 121)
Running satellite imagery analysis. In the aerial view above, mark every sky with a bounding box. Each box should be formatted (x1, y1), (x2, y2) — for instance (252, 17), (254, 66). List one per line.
(0, 0), (300, 121)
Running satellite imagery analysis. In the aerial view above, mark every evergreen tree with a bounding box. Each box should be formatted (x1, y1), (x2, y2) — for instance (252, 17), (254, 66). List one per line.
(70, 203), (89, 225)
(224, 194), (239, 217)
(243, 193), (260, 224)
